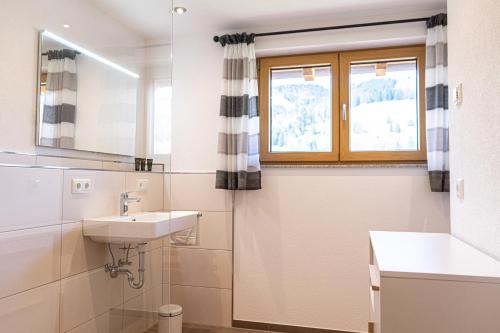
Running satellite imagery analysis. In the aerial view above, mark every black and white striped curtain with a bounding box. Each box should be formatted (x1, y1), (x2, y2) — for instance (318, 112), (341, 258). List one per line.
(426, 14), (449, 192)
(215, 33), (261, 190)
(41, 49), (78, 149)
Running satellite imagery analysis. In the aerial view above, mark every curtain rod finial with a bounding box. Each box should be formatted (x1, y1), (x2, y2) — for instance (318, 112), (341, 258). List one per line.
(213, 36), (220, 43)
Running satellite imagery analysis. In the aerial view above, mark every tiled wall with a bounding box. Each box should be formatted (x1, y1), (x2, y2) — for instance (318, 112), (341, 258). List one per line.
(0, 160), (165, 333)
(168, 173), (234, 327)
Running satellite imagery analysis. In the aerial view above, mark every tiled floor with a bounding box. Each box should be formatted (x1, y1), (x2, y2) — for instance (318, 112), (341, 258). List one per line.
(145, 324), (266, 333)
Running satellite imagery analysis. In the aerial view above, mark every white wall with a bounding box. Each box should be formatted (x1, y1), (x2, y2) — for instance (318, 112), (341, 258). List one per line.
(234, 168), (449, 332)
(171, 9), (450, 332)
(0, 160), (165, 333)
(448, 1), (500, 259)
(0, 0), (146, 159)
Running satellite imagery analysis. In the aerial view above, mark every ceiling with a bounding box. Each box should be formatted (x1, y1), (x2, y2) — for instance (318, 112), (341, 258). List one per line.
(88, 0), (173, 42)
(88, 0), (446, 41)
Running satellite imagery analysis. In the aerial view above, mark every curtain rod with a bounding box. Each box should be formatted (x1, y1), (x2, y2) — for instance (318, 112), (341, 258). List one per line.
(41, 51), (81, 56)
(213, 17), (430, 43)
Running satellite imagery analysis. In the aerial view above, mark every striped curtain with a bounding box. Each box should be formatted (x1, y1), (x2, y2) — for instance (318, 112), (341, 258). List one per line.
(215, 33), (261, 190)
(426, 14), (449, 192)
(41, 49), (78, 149)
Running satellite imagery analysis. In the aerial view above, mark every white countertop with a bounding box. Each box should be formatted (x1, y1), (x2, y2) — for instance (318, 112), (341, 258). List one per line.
(370, 231), (500, 284)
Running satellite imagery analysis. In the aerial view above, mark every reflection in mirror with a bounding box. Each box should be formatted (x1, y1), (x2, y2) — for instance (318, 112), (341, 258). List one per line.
(37, 31), (139, 156)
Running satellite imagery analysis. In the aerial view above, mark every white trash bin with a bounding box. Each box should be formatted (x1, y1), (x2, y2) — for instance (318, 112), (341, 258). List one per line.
(159, 304), (183, 333)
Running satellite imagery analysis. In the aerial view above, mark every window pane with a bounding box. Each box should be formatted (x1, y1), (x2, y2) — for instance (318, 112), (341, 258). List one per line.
(349, 60), (419, 152)
(153, 79), (172, 155)
(270, 66), (332, 152)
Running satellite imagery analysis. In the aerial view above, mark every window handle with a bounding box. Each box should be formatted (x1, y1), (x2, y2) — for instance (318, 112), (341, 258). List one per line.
(342, 103), (347, 122)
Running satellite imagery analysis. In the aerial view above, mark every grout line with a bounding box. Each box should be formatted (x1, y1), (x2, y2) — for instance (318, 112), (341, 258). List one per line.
(170, 284), (232, 291)
(59, 262), (108, 280)
(58, 212), (63, 333)
(0, 279), (59, 302)
(64, 308), (115, 333)
(0, 162), (166, 174)
(0, 222), (63, 234)
(168, 210), (233, 213)
(171, 247), (232, 252)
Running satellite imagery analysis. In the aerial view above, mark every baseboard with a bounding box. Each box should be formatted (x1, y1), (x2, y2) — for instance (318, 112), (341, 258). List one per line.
(232, 320), (358, 333)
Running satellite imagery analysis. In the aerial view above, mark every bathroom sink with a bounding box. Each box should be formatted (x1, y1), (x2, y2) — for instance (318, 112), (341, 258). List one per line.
(83, 211), (199, 244)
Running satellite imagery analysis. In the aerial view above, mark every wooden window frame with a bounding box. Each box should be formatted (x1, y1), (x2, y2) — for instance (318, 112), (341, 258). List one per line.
(339, 46), (427, 162)
(259, 53), (340, 162)
(258, 45), (427, 164)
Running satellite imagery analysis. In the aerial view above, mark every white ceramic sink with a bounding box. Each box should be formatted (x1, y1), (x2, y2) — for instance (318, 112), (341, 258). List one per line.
(83, 211), (199, 244)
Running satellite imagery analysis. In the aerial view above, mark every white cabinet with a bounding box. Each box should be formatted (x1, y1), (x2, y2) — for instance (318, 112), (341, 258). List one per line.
(368, 231), (500, 333)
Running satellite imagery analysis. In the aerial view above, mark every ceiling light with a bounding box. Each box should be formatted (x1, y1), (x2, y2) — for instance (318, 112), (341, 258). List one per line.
(173, 7), (187, 15)
(62, 24), (71, 28)
(42, 30), (140, 79)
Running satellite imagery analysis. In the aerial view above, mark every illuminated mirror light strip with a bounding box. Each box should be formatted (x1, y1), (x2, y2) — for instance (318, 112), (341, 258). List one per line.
(42, 30), (140, 79)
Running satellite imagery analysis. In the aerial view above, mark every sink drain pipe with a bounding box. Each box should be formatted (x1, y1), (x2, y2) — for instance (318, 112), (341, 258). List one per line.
(105, 243), (146, 289)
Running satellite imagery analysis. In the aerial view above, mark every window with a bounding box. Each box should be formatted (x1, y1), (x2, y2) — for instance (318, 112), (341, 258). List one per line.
(259, 46), (426, 163)
(152, 79), (172, 155)
(147, 78), (172, 163)
(260, 53), (339, 162)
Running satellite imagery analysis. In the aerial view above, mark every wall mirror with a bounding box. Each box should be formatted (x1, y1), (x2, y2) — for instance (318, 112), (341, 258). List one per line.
(35, 1), (173, 158)
(36, 31), (139, 156)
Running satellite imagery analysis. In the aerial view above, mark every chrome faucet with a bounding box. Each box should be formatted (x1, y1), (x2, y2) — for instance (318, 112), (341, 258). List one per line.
(120, 192), (141, 216)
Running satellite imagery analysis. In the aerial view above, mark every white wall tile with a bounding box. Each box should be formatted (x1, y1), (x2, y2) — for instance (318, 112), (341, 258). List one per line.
(122, 294), (146, 333)
(162, 246), (170, 285)
(171, 285), (232, 327)
(162, 284), (170, 306)
(0, 152), (36, 165)
(173, 212), (232, 250)
(0, 225), (61, 299)
(171, 248), (232, 289)
(170, 173), (232, 212)
(61, 221), (108, 278)
(125, 172), (164, 213)
(62, 170), (125, 223)
(125, 238), (163, 259)
(164, 174), (171, 211)
(102, 161), (134, 172)
(0, 282), (60, 333)
(37, 156), (103, 169)
(151, 165), (164, 172)
(124, 248), (163, 301)
(60, 268), (124, 332)
(145, 285), (162, 329)
(122, 285), (162, 333)
(0, 166), (62, 232)
(66, 308), (123, 333)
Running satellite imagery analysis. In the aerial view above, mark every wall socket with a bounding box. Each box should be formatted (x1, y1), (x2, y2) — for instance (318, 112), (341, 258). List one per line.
(72, 178), (92, 194)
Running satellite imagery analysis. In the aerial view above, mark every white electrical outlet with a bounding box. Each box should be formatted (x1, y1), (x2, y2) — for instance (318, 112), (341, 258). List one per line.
(136, 179), (149, 191)
(72, 178), (91, 194)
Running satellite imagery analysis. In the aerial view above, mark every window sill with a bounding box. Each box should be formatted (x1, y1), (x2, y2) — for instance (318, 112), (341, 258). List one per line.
(260, 162), (427, 169)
